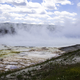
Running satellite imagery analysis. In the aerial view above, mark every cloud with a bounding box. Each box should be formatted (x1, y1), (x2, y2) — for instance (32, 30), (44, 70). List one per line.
(27, 2), (41, 8)
(0, 9), (2, 14)
(42, 0), (72, 10)
(47, 11), (77, 25)
(0, 0), (26, 3)
(42, 0), (57, 10)
(77, 2), (80, 7)
(56, 0), (71, 5)
(53, 11), (77, 16)
(0, 0), (27, 6)
(0, 0), (77, 24)
(10, 2), (26, 6)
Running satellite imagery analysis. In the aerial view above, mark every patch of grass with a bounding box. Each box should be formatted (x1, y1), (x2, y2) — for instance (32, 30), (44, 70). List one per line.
(42, 63), (80, 80)
(0, 53), (6, 57)
(10, 51), (20, 54)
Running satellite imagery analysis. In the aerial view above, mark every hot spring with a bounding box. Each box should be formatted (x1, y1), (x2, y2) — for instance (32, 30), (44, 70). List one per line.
(0, 23), (80, 47)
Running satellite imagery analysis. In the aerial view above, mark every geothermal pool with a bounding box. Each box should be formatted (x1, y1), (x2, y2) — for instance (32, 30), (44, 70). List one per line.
(0, 23), (80, 47)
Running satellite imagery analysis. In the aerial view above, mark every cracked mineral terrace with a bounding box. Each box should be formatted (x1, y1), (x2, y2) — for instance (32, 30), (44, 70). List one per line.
(0, 45), (64, 72)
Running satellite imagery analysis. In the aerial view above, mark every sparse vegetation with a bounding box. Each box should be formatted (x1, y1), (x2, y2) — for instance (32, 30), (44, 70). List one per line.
(0, 48), (80, 80)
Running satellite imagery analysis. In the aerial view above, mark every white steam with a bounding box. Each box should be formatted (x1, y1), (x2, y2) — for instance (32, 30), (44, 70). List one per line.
(0, 21), (80, 47)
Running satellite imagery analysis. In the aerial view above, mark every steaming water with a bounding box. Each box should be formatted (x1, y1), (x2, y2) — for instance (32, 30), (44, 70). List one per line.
(0, 23), (80, 47)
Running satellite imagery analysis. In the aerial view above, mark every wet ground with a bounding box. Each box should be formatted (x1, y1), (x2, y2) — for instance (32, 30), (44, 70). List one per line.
(0, 45), (64, 72)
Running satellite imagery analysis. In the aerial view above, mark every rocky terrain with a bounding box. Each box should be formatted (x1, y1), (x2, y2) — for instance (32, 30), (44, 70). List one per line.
(0, 44), (63, 72)
(0, 44), (80, 80)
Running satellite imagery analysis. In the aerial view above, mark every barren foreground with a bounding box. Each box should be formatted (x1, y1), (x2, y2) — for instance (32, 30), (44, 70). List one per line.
(0, 44), (80, 80)
(0, 45), (64, 72)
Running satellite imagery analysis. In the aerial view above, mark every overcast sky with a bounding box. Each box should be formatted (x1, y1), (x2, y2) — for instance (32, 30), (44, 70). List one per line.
(0, 0), (80, 24)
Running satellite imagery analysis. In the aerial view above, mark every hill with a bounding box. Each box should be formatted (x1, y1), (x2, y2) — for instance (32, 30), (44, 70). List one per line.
(0, 44), (80, 80)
